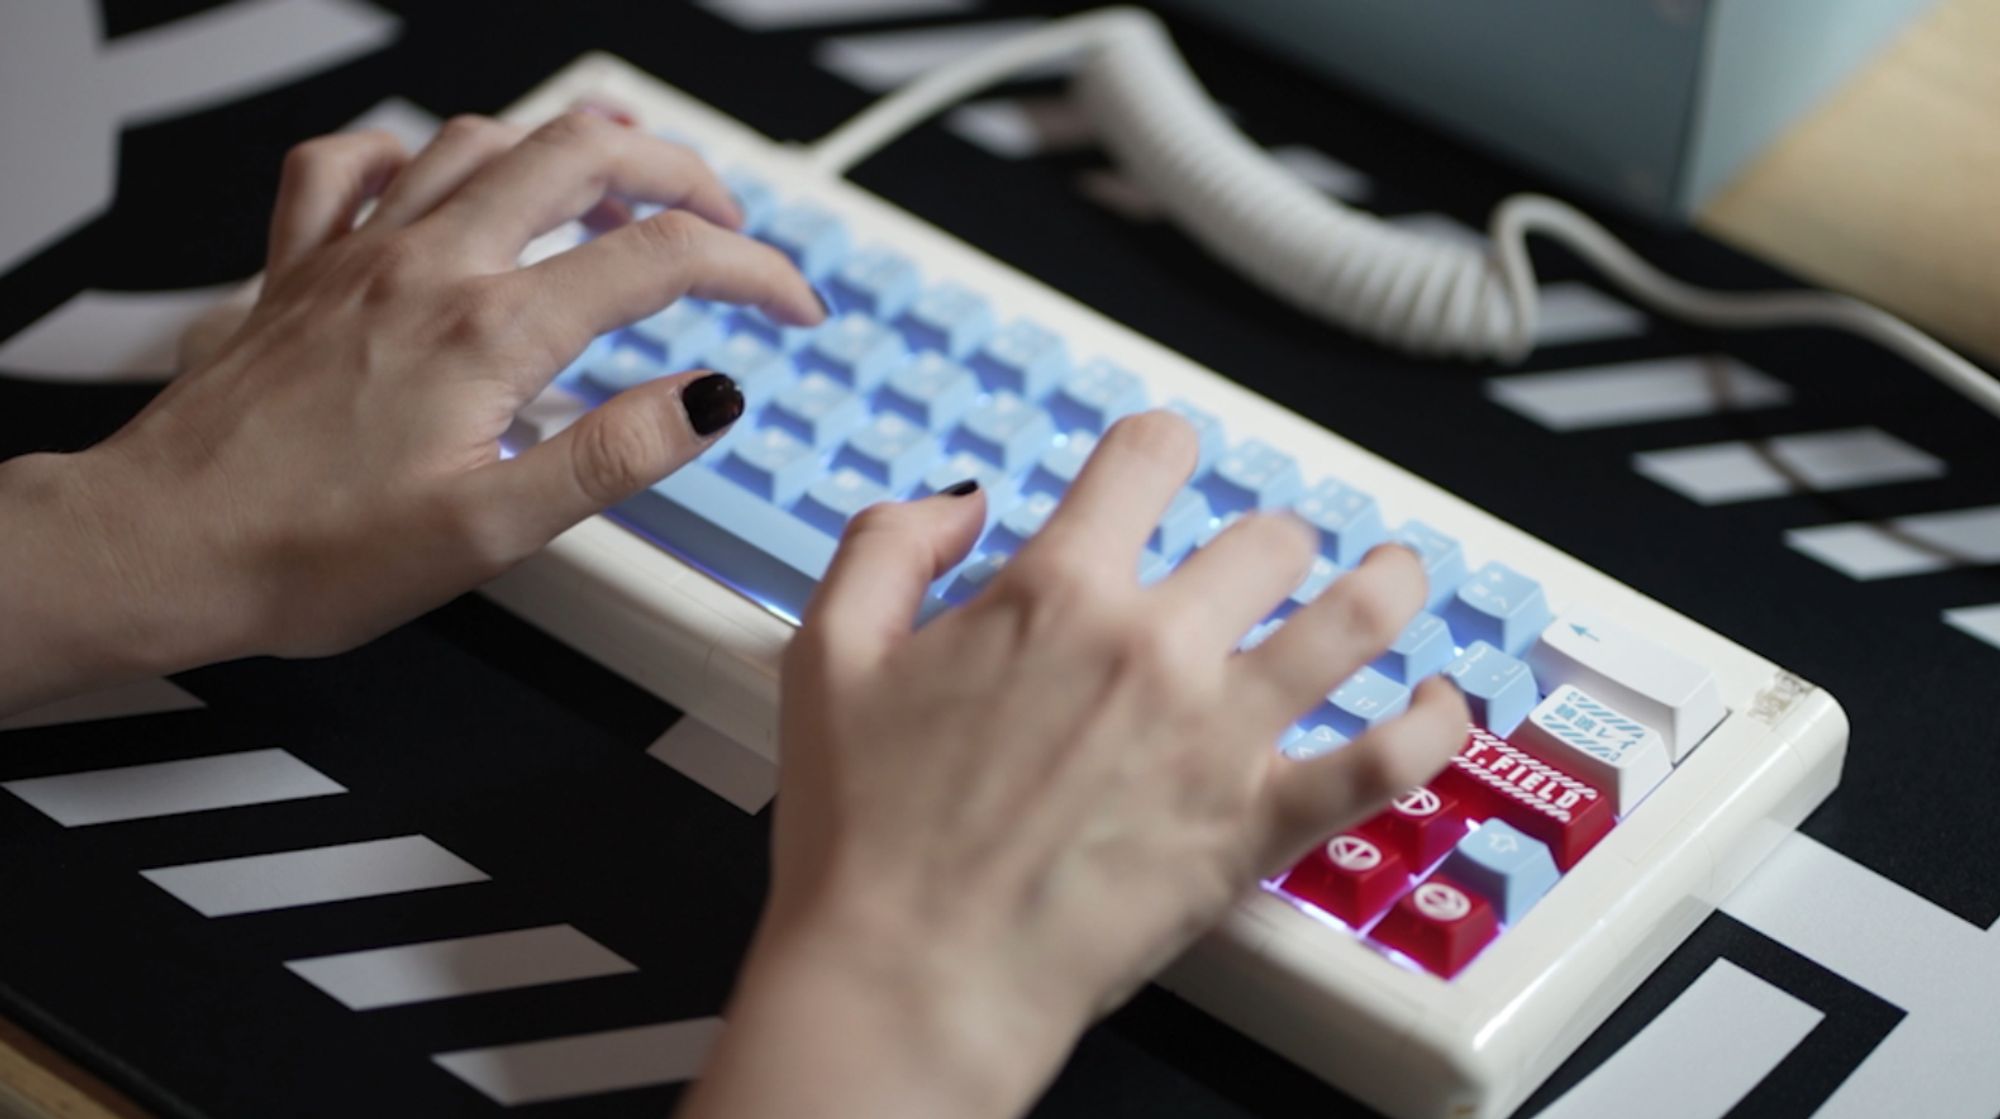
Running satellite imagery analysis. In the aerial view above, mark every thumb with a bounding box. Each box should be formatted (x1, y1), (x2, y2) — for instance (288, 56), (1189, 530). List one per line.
(796, 483), (989, 670)
(494, 369), (743, 547)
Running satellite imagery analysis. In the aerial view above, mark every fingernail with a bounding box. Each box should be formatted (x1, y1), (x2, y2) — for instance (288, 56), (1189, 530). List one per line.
(812, 284), (836, 322)
(941, 478), (980, 497)
(682, 372), (744, 436)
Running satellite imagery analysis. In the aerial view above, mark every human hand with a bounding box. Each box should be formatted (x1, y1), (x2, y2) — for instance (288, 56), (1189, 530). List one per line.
(0, 112), (822, 712)
(684, 412), (1467, 1119)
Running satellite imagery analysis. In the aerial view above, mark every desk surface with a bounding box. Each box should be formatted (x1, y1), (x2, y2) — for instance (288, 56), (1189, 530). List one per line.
(1701, 0), (2000, 365)
(2, 1), (1995, 1116)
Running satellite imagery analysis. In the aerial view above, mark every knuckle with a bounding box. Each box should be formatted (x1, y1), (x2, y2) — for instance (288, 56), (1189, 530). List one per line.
(539, 108), (620, 154)
(439, 113), (502, 146)
(572, 404), (666, 506)
(435, 280), (531, 352)
(635, 209), (710, 259)
(1103, 410), (1200, 475)
(280, 135), (344, 180)
(1334, 573), (1414, 649)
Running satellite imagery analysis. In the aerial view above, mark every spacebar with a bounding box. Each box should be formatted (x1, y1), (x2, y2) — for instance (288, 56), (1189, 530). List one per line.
(612, 467), (839, 622)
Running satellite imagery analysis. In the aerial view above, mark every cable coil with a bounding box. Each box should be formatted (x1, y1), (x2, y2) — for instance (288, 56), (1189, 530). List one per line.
(810, 7), (2000, 417)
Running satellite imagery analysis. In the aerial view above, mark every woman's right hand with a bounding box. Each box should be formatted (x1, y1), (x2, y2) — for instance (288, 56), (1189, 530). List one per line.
(684, 412), (1468, 1119)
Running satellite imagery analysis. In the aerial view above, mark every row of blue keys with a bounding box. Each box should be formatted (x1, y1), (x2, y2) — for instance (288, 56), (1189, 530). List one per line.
(562, 170), (1559, 742)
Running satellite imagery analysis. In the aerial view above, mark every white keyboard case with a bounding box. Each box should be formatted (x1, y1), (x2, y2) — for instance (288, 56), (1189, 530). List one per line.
(481, 54), (1847, 1119)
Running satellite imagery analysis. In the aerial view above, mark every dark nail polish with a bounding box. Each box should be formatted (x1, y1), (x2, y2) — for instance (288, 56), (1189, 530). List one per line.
(942, 478), (980, 497)
(682, 372), (744, 436)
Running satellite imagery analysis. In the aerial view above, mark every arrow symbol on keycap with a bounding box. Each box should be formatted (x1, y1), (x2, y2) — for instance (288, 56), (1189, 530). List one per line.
(1489, 832), (1520, 853)
(1571, 623), (1597, 640)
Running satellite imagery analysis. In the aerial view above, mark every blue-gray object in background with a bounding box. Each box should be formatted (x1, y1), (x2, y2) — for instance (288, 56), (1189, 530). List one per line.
(1158, 0), (1937, 224)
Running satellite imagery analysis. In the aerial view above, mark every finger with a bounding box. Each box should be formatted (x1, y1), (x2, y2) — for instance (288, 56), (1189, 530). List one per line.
(505, 210), (822, 364)
(362, 115), (526, 231)
(1258, 676), (1468, 871)
(1232, 543), (1426, 719)
(799, 484), (989, 668)
(1153, 512), (1317, 650)
(1024, 411), (1198, 572)
(427, 110), (743, 267)
(483, 369), (747, 548)
(267, 129), (408, 274)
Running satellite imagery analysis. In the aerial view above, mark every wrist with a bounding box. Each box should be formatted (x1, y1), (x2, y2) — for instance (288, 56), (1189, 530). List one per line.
(684, 897), (1085, 1119)
(0, 449), (250, 711)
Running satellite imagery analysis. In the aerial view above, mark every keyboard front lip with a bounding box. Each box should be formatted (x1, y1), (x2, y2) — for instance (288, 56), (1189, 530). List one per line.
(488, 51), (1851, 1119)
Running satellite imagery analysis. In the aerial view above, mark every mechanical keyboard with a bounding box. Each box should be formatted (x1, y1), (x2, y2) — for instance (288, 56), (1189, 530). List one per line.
(482, 54), (1847, 1119)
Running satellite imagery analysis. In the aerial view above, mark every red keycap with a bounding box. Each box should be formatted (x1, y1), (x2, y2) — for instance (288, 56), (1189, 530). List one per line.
(1358, 784), (1466, 869)
(1369, 875), (1498, 978)
(1434, 727), (1612, 870)
(1281, 833), (1409, 926)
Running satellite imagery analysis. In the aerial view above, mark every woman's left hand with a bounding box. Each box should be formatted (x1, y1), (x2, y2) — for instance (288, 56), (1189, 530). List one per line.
(0, 111), (823, 713)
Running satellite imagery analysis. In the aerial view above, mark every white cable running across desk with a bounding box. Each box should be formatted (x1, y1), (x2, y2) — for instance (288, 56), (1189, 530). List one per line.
(809, 7), (2000, 417)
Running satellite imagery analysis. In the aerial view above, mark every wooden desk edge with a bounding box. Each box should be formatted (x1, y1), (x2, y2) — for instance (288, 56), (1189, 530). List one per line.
(0, 1016), (148, 1119)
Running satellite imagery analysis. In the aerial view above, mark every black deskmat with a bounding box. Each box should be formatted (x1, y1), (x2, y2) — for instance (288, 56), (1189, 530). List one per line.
(1, 2), (1993, 1117)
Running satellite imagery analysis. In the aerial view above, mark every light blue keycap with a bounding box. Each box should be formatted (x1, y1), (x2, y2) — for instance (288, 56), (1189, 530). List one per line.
(1138, 549), (1173, 585)
(1442, 820), (1560, 924)
(1149, 488), (1213, 561)
(971, 319), (1071, 400)
(627, 302), (722, 369)
(830, 248), (921, 320)
(952, 392), (1057, 473)
(1281, 556), (1342, 615)
(900, 282), (995, 359)
(1393, 520), (1470, 611)
(944, 552), (1009, 604)
(718, 427), (818, 505)
(1295, 479), (1388, 566)
(1026, 432), (1098, 496)
(583, 344), (666, 392)
(733, 306), (820, 353)
(1203, 439), (1305, 514)
(762, 203), (849, 280)
(703, 333), (794, 409)
(988, 491), (1060, 553)
(799, 313), (907, 391)
(1323, 667), (1412, 737)
(835, 412), (936, 493)
(797, 467), (890, 536)
(768, 373), (867, 450)
(721, 169), (775, 234)
(1444, 641), (1538, 735)
(1373, 612), (1454, 682)
(1195, 510), (1245, 550)
(1049, 360), (1147, 434)
(1445, 561), (1554, 658)
(1163, 401), (1227, 475)
(1280, 724), (1350, 760)
(880, 352), (980, 432)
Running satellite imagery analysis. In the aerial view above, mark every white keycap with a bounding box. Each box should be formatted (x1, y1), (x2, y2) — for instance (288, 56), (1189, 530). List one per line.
(1512, 686), (1672, 816)
(1524, 607), (1725, 761)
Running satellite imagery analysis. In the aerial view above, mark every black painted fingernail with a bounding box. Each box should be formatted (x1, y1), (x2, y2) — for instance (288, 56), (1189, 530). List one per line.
(941, 478), (979, 497)
(682, 372), (744, 436)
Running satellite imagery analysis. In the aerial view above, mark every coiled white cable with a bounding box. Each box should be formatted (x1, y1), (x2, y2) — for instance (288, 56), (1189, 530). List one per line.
(807, 7), (2000, 419)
